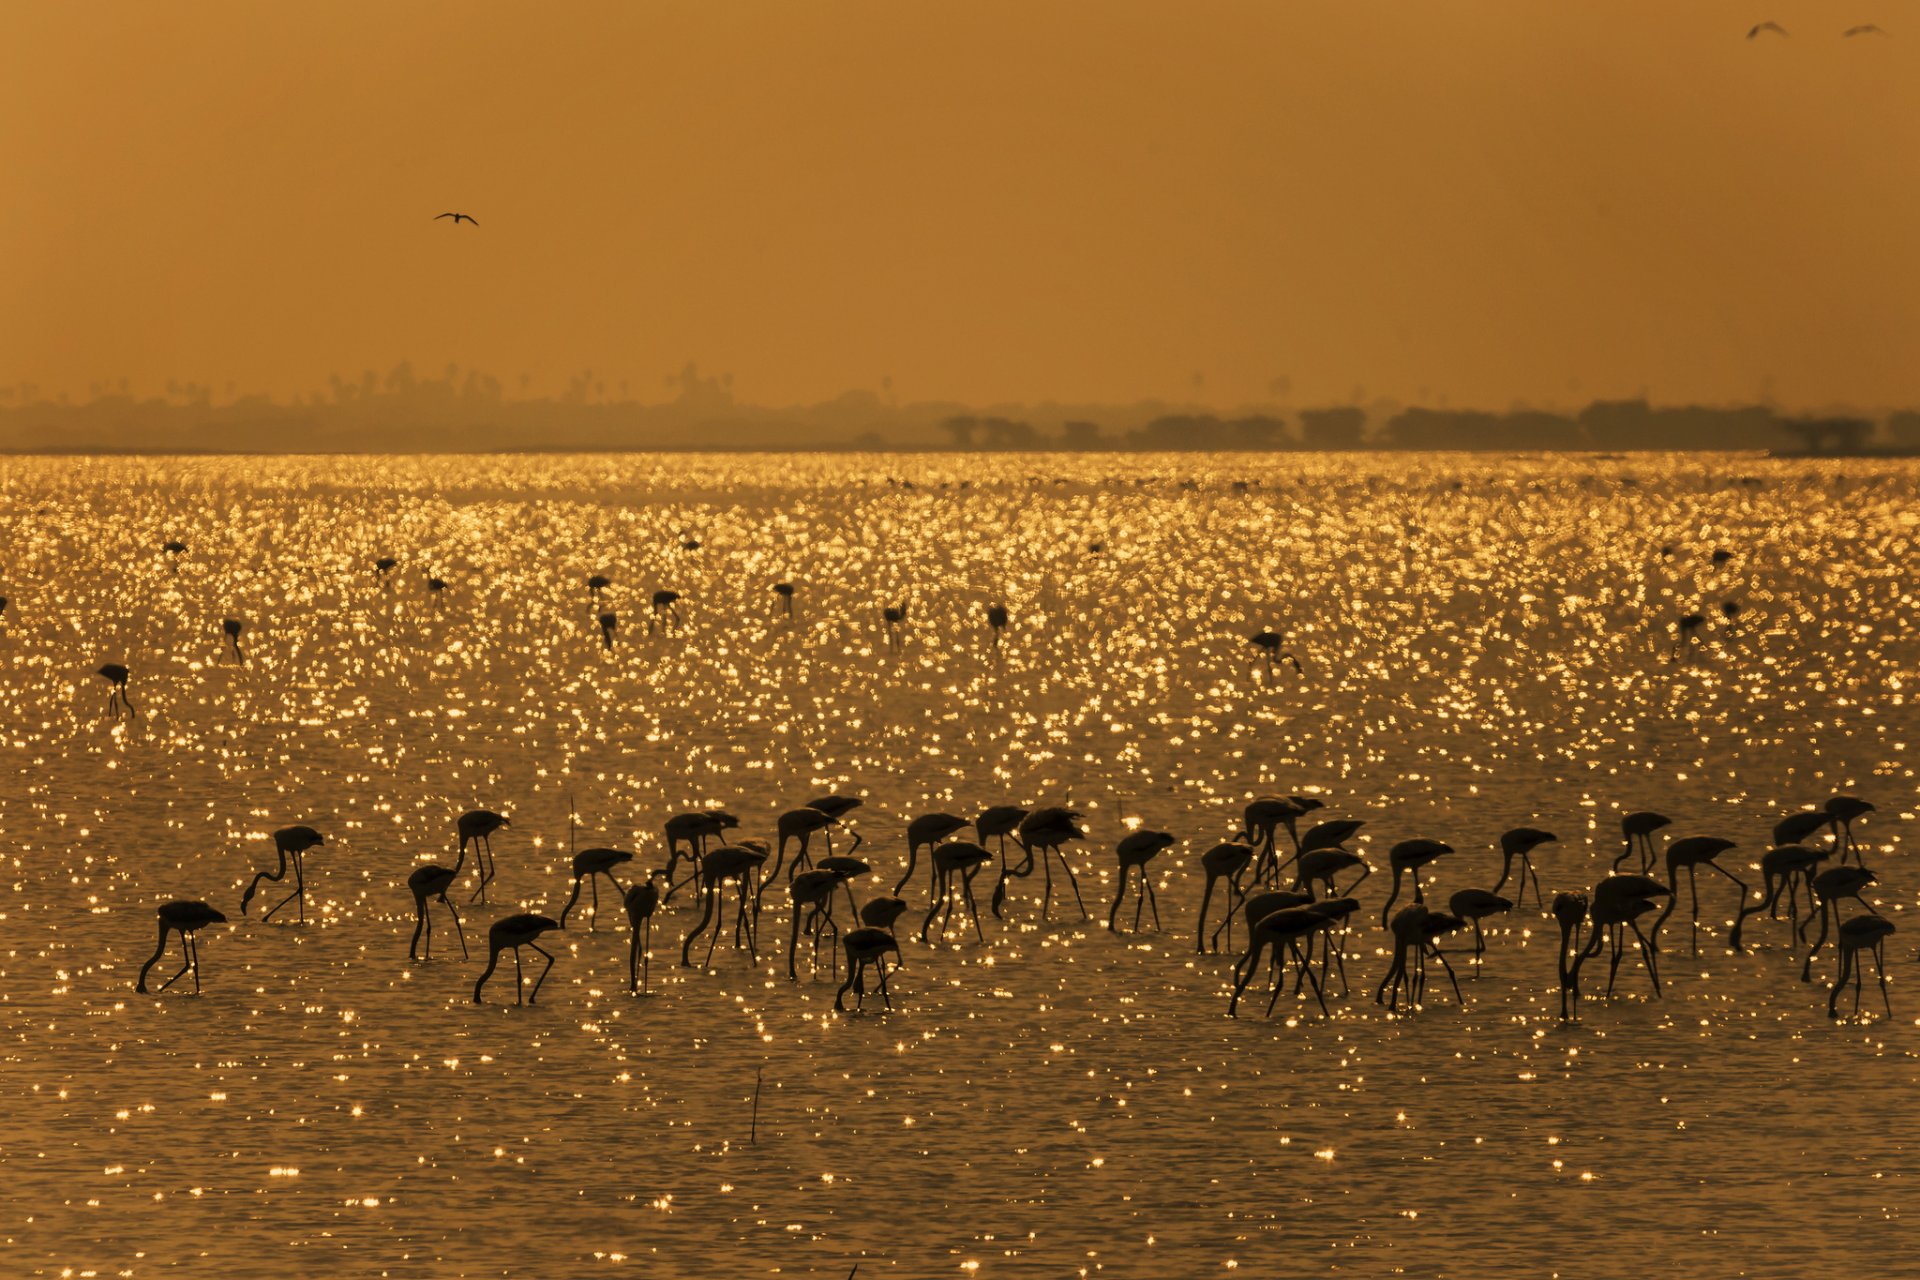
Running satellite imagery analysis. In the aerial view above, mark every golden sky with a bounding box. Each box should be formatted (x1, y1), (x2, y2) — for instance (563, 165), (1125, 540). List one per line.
(3, 1), (1915, 410)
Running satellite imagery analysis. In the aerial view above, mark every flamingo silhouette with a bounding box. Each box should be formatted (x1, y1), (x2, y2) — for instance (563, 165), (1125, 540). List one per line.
(835, 927), (902, 1011)
(859, 896), (909, 938)
(662, 809), (739, 901)
(1615, 810), (1671, 873)
(790, 868), (851, 978)
(1493, 827), (1555, 908)
(1243, 796), (1322, 881)
(375, 557), (397, 578)
(649, 590), (683, 632)
(597, 612), (617, 650)
(1380, 838), (1452, 927)
(1824, 796), (1874, 864)
(559, 848), (634, 929)
(222, 618), (245, 663)
(882, 602), (908, 653)
(1446, 887), (1511, 972)
(979, 805), (1033, 916)
(588, 574), (612, 598)
(985, 604), (1009, 653)
(1583, 874), (1670, 997)
(897, 812), (970, 895)
(473, 914), (561, 1004)
(1014, 807), (1088, 920)
(624, 869), (668, 993)
(1248, 630), (1301, 679)
(1227, 908), (1334, 1017)
(136, 901), (227, 994)
(407, 843), (469, 962)
(1107, 830), (1173, 933)
(681, 841), (768, 967)
(1293, 846), (1369, 900)
(240, 825), (326, 923)
(1800, 866), (1878, 982)
(1552, 892), (1590, 1020)
(1651, 835), (1743, 956)
(97, 663), (136, 719)
(1773, 808), (1832, 850)
(1729, 844), (1826, 951)
(1829, 915), (1895, 1020)
(773, 581), (796, 618)
(459, 809), (511, 903)
(1195, 840), (1254, 953)
(920, 841), (992, 943)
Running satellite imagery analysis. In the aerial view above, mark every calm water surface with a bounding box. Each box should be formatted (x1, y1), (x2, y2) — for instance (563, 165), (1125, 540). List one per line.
(0, 452), (1914, 1278)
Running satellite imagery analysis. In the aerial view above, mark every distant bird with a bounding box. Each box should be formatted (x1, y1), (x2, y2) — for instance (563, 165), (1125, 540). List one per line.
(240, 825), (325, 923)
(588, 574), (612, 598)
(222, 618), (245, 663)
(1843, 24), (1887, 37)
(1730, 844), (1826, 951)
(624, 869), (668, 994)
(985, 604), (1009, 653)
(835, 927), (902, 1012)
(649, 590), (683, 632)
(163, 540), (187, 562)
(1552, 892), (1590, 1020)
(598, 612), (617, 650)
(859, 896), (910, 938)
(435, 212), (479, 225)
(790, 868), (851, 977)
(1720, 600), (1742, 627)
(1014, 807), (1089, 920)
(1293, 846), (1369, 902)
(1710, 548), (1735, 564)
(1773, 808), (1833, 850)
(1107, 830), (1174, 934)
(1801, 865), (1878, 982)
(1249, 630), (1302, 678)
(375, 557), (397, 577)
(559, 848), (634, 929)
(96, 663), (137, 720)
(773, 581), (796, 618)
(1829, 915), (1895, 1020)
(1584, 874), (1671, 998)
(882, 602), (908, 653)
(407, 844), (469, 962)
(1228, 907), (1335, 1018)
(1448, 888), (1512, 970)
(427, 576), (448, 595)
(473, 914), (561, 1004)
(458, 809), (511, 904)
(136, 901), (227, 994)
(1674, 612), (1707, 659)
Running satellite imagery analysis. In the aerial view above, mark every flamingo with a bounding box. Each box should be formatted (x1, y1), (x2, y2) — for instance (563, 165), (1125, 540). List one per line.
(1013, 807), (1088, 920)
(1824, 796), (1874, 864)
(559, 848), (634, 930)
(920, 841), (993, 944)
(240, 824), (326, 923)
(1583, 874), (1670, 997)
(597, 612), (617, 650)
(985, 604), (1009, 652)
(1801, 866), (1878, 982)
(97, 663), (136, 719)
(1293, 846), (1369, 901)
(1615, 811), (1671, 873)
(662, 809), (739, 901)
(882, 602), (908, 653)
(649, 590), (683, 632)
(588, 573), (612, 598)
(681, 842), (768, 967)
(835, 928), (902, 1011)
(1651, 835), (1744, 956)
(623, 869), (668, 994)
(473, 914), (561, 1004)
(459, 809), (511, 903)
(1552, 892), (1590, 1020)
(1828, 915), (1896, 1021)
(135, 901), (227, 994)
(1729, 844), (1826, 951)
(1195, 840), (1254, 953)
(222, 618), (245, 663)
(1107, 830), (1173, 934)
(1227, 907), (1334, 1018)
(1248, 630), (1302, 679)
(1380, 838), (1452, 926)
(897, 812), (970, 895)
(1494, 827), (1556, 908)
(773, 581), (796, 617)
(859, 896), (909, 938)
(406, 843), (469, 962)
(790, 868), (851, 978)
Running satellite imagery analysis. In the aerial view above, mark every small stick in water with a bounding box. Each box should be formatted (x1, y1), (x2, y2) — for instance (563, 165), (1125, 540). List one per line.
(751, 1065), (763, 1144)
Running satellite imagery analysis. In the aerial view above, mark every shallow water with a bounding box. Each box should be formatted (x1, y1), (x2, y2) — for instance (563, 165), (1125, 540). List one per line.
(0, 451), (1914, 1278)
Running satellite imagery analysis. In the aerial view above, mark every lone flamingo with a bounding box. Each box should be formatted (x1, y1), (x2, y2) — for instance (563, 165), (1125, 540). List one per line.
(598, 612), (617, 650)
(97, 663), (136, 719)
(459, 809), (511, 903)
(222, 618), (245, 663)
(588, 574), (612, 598)
(985, 604), (1009, 652)
(649, 590), (683, 632)
(773, 582), (796, 617)
(882, 602), (908, 653)
(240, 824), (326, 923)
(1249, 630), (1302, 679)
(136, 901), (227, 994)
(473, 914), (561, 1004)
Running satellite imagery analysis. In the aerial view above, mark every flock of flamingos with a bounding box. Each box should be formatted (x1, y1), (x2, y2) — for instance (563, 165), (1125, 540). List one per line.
(102, 551), (1898, 1024)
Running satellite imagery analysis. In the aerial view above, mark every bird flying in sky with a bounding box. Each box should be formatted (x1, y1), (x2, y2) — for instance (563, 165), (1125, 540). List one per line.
(1843, 24), (1888, 37)
(1747, 21), (1788, 38)
(435, 212), (479, 225)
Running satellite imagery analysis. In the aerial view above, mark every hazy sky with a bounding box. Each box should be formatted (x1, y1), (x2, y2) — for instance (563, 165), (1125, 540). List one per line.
(3, 1), (1915, 410)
